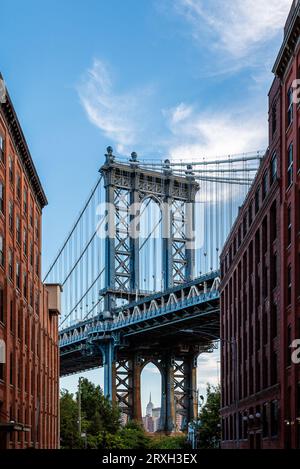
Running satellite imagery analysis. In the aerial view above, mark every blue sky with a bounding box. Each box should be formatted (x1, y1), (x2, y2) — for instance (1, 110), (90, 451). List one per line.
(0, 0), (292, 411)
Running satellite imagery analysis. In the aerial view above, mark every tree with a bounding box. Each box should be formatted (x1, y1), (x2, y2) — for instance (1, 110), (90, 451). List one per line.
(117, 421), (150, 449)
(78, 378), (120, 436)
(198, 384), (221, 449)
(60, 390), (81, 449)
(60, 379), (121, 449)
(97, 421), (150, 450)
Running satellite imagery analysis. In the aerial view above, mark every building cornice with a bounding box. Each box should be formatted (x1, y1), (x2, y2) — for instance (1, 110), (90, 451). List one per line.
(272, 2), (300, 79)
(0, 74), (48, 208)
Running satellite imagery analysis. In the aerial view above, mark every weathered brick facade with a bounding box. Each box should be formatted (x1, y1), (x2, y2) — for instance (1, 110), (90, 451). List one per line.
(220, 1), (300, 449)
(0, 78), (59, 449)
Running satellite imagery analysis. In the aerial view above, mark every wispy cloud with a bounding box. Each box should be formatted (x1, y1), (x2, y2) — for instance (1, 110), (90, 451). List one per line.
(163, 102), (267, 160)
(77, 59), (154, 154)
(78, 60), (268, 165)
(174, 0), (291, 59)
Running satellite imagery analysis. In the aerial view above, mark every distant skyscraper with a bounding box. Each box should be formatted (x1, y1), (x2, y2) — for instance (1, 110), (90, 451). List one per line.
(143, 394), (161, 432)
(146, 393), (154, 417)
(152, 407), (161, 432)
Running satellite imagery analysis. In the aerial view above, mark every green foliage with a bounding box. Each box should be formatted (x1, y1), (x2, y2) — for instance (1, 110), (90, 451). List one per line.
(60, 379), (202, 450)
(60, 379), (120, 449)
(149, 435), (187, 449)
(78, 378), (120, 436)
(198, 384), (221, 449)
(117, 421), (150, 449)
(97, 421), (150, 449)
(60, 389), (82, 449)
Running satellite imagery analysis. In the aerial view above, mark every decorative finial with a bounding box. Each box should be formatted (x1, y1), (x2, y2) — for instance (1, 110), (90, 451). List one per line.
(105, 146), (115, 164)
(163, 159), (172, 175)
(130, 151), (139, 167)
(185, 164), (195, 179)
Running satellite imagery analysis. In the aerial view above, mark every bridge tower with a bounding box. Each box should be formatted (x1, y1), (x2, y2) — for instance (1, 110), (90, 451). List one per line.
(99, 147), (200, 432)
(100, 146), (199, 314)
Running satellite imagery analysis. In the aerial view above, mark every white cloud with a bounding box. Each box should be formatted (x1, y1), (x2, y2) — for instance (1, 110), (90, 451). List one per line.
(163, 102), (267, 160)
(175, 0), (291, 58)
(77, 59), (154, 154)
(78, 62), (268, 172)
(197, 350), (220, 399)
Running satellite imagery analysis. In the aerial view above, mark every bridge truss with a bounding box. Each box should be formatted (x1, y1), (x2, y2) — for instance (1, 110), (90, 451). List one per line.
(45, 147), (263, 431)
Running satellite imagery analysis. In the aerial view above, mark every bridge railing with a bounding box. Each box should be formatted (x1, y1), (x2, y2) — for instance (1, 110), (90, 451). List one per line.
(59, 275), (220, 347)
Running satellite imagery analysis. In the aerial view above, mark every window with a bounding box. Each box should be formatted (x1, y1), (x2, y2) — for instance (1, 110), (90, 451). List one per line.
(271, 303), (278, 340)
(287, 86), (293, 127)
(0, 287), (4, 323)
(23, 272), (27, 298)
(10, 300), (13, 332)
(35, 217), (39, 240)
(287, 206), (292, 247)
(272, 104), (277, 135)
(8, 201), (13, 231)
(30, 282), (33, 307)
(270, 201), (277, 242)
(262, 172), (268, 200)
(23, 228), (27, 256)
(0, 135), (4, 163)
(0, 235), (3, 267)
(271, 254), (277, 290)
(16, 174), (21, 199)
(35, 292), (39, 315)
(23, 187), (27, 214)
(16, 216), (21, 244)
(16, 262), (20, 289)
(30, 241), (33, 266)
(8, 250), (13, 280)
(255, 188), (260, 213)
(243, 215), (247, 237)
(270, 153), (277, 185)
(35, 253), (39, 276)
(0, 181), (4, 214)
(9, 156), (14, 183)
(287, 265), (292, 306)
(287, 325), (292, 366)
(287, 143), (293, 187)
(9, 352), (13, 385)
(262, 404), (269, 438)
(248, 202), (253, 226)
(270, 401), (278, 436)
(30, 206), (33, 227)
(17, 308), (21, 339)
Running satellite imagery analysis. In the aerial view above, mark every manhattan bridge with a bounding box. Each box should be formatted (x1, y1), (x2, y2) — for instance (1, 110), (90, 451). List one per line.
(44, 146), (262, 432)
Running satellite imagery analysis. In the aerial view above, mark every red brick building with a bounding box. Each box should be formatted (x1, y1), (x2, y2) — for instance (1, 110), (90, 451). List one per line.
(273, 0), (300, 449)
(220, 1), (300, 449)
(0, 75), (60, 449)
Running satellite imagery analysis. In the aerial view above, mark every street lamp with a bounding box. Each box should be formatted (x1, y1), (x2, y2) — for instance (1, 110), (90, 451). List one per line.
(180, 328), (240, 448)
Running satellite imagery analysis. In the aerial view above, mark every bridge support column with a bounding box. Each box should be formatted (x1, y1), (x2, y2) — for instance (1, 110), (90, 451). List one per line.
(185, 355), (198, 424)
(101, 340), (116, 400)
(160, 356), (176, 433)
(132, 355), (142, 423)
(114, 354), (142, 425)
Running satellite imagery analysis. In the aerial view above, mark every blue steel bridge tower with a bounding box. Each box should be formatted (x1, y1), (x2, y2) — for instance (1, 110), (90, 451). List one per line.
(101, 146), (199, 316)
(97, 147), (201, 431)
(57, 147), (259, 432)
